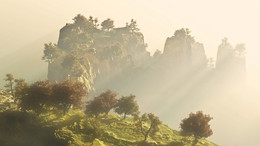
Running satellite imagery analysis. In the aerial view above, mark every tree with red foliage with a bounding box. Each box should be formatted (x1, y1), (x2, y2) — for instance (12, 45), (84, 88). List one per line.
(19, 80), (52, 114)
(180, 111), (213, 145)
(85, 90), (117, 117)
(52, 79), (86, 115)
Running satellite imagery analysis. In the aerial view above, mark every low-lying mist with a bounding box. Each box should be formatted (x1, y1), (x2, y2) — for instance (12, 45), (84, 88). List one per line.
(2, 14), (260, 145)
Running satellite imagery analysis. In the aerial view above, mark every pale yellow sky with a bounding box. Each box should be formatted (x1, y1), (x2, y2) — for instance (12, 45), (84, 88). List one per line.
(1, 0), (260, 74)
(1, 1), (260, 145)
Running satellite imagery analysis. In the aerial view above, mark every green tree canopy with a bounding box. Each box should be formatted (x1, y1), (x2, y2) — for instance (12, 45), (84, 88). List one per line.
(42, 43), (61, 63)
(4, 73), (15, 97)
(174, 28), (194, 43)
(126, 19), (140, 33)
(73, 14), (95, 31)
(136, 113), (161, 141)
(101, 18), (114, 31)
(235, 43), (246, 57)
(114, 94), (139, 119)
(14, 78), (28, 105)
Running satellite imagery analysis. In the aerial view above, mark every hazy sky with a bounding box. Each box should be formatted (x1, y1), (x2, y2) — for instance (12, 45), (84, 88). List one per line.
(2, 0), (260, 79)
(2, 0), (259, 88)
(1, 1), (259, 53)
(1, 1), (260, 145)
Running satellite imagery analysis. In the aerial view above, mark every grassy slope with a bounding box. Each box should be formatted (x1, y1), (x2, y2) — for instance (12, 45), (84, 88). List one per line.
(40, 110), (217, 146)
(0, 89), (217, 146)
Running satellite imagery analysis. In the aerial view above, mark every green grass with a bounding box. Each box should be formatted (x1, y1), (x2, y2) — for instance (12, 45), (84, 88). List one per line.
(0, 89), (217, 146)
(39, 110), (217, 146)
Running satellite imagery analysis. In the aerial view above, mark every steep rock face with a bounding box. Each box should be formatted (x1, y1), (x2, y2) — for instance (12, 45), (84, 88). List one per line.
(57, 24), (76, 51)
(216, 38), (246, 72)
(48, 58), (66, 81)
(47, 16), (150, 93)
(48, 23), (99, 92)
(162, 29), (207, 70)
(48, 58), (97, 93)
(191, 42), (207, 68)
(216, 38), (234, 69)
(215, 38), (246, 83)
(46, 16), (246, 98)
(71, 60), (96, 92)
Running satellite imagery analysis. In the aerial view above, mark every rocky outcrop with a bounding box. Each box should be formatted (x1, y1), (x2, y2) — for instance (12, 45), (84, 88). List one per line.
(46, 15), (246, 96)
(215, 38), (246, 83)
(47, 15), (150, 93)
(216, 38), (246, 72)
(47, 59), (97, 93)
(162, 28), (207, 70)
(70, 60), (96, 92)
(191, 42), (207, 68)
(216, 38), (234, 69)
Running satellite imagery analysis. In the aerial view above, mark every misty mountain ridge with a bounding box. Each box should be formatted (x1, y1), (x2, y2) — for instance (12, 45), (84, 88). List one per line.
(0, 14), (248, 145)
(46, 15), (246, 97)
(42, 15), (246, 145)
(0, 32), (58, 88)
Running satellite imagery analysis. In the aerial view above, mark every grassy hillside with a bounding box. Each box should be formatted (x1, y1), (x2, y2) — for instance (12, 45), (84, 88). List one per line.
(0, 89), (217, 146)
(38, 110), (216, 146)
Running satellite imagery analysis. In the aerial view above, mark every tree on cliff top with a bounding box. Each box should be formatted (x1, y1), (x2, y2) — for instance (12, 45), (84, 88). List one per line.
(101, 18), (114, 31)
(114, 94), (139, 120)
(126, 19), (140, 33)
(174, 28), (195, 43)
(180, 111), (213, 145)
(235, 43), (246, 57)
(73, 14), (95, 31)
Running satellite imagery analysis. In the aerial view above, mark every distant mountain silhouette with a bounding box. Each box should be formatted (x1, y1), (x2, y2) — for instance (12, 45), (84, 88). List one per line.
(0, 32), (57, 87)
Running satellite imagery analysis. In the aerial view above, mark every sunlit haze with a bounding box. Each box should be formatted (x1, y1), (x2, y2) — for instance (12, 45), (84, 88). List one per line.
(1, 0), (260, 145)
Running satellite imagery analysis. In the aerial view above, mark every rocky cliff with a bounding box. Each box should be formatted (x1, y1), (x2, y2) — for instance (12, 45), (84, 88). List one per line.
(215, 38), (246, 84)
(46, 15), (150, 93)
(45, 15), (246, 97)
(162, 28), (207, 70)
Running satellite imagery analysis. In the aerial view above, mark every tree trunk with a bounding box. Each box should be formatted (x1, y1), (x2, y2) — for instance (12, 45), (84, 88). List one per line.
(144, 134), (148, 141)
(192, 136), (198, 146)
(10, 83), (14, 98)
(123, 113), (126, 119)
(63, 107), (66, 115)
(142, 121), (154, 141)
(63, 104), (71, 115)
(140, 120), (146, 140)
